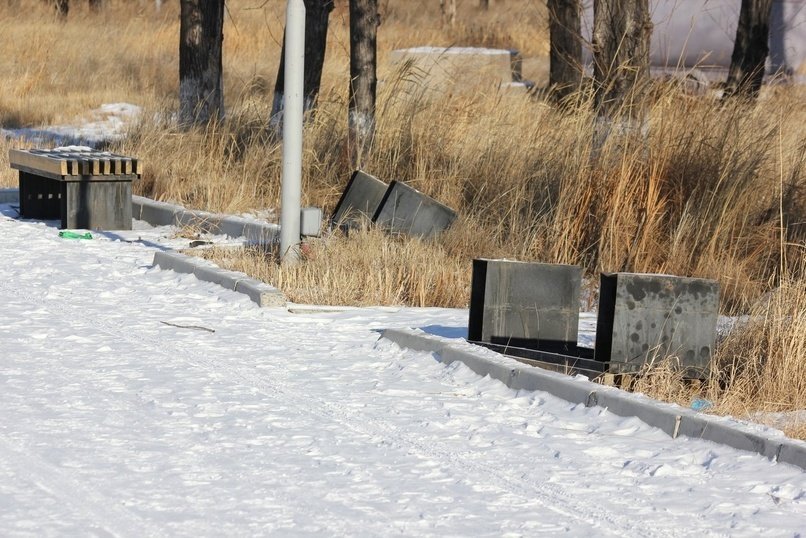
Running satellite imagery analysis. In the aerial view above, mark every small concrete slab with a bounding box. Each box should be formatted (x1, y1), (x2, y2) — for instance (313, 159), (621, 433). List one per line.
(468, 259), (582, 352)
(595, 273), (720, 376)
(372, 181), (456, 239)
(390, 46), (521, 95)
(331, 170), (389, 228)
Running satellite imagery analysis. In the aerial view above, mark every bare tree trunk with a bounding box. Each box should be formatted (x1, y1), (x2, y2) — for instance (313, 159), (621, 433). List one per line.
(724, 0), (773, 100)
(179, 0), (225, 126)
(548, 0), (581, 103)
(88, 0), (102, 11)
(55, 0), (68, 17)
(348, 0), (379, 168)
(270, 0), (334, 132)
(592, 0), (652, 145)
(440, 0), (456, 27)
(479, 0), (490, 9)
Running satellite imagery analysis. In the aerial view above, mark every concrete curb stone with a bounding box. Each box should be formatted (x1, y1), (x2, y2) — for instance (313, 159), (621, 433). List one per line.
(0, 188), (20, 204)
(133, 195), (280, 243)
(153, 251), (286, 308)
(379, 328), (806, 470)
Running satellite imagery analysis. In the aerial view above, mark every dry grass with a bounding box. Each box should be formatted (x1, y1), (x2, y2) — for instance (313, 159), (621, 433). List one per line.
(1, 0), (804, 436)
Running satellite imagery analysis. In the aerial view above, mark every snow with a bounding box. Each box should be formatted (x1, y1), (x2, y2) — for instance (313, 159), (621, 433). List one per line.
(1, 103), (142, 147)
(0, 205), (804, 536)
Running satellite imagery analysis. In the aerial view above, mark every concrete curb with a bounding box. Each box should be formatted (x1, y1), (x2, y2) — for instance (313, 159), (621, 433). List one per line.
(380, 328), (806, 470)
(133, 195), (280, 243)
(1, 190), (280, 244)
(0, 188), (20, 204)
(153, 251), (286, 308)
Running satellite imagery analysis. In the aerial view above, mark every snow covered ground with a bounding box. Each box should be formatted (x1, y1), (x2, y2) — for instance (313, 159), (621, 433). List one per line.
(0, 207), (804, 536)
(1, 103), (141, 147)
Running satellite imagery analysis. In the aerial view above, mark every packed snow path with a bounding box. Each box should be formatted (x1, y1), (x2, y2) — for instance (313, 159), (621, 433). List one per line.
(0, 213), (803, 537)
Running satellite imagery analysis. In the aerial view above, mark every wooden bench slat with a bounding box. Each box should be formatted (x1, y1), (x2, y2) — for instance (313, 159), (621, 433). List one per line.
(9, 149), (69, 176)
(9, 149), (142, 178)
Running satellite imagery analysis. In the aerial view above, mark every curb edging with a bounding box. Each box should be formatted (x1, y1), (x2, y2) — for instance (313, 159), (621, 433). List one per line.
(153, 251), (286, 308)
(133, 196), (280, 243)
(2, 190), (281, 244)
(380, 328), (806, 470)
(0, 188), (20, 204)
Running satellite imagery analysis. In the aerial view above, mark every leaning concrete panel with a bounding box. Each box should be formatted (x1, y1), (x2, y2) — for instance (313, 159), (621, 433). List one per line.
(372, 181), (456, 239)
(331, 170), (389, 228)
(595, 273), (719, 376)
(468, 259), (581, 352)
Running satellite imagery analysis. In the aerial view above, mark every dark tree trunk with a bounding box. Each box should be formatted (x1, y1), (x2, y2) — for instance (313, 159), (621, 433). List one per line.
(348, 0), (379, 167)
(55, 0), (68, 17)
(548, 0), (582, 103)
(270, 0), (335, 131)
(724, 0), (773, 100)
(480, 0), (489, 8)
(592, 0), (652, 122)
(179, 0), (225, 126)
(88, 0), (101, 11)
(440, 0), (456, 27)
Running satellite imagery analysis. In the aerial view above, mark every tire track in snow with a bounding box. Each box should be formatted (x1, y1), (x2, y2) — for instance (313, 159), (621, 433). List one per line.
(0, 279), (672, 538)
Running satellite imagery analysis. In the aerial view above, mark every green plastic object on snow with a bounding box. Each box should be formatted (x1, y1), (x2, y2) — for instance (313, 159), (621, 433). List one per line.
(58, 231), (93, 240)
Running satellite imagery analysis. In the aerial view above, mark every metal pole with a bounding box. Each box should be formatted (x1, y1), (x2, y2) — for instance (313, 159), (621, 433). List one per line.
(280, 0), (305, 263)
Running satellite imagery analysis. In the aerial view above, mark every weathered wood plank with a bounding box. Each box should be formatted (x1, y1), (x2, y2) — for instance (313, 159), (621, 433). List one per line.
(9, 149), (69, 176)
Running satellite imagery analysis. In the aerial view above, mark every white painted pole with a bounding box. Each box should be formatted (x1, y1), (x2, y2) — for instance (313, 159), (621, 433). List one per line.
(280, 0), (305, 263)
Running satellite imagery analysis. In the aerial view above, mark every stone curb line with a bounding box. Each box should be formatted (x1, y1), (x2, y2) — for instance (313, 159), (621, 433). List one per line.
(380, 328), (806, 471)
(2, 190), (285, 306)
(1, 190), (280, 244)
(153, 251), (286, 308)
(0, 188), (19, 204)
(133, 195), (280, 243)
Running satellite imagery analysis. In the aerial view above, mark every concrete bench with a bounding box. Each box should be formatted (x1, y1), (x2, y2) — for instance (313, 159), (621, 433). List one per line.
(9, 148), (141, 230)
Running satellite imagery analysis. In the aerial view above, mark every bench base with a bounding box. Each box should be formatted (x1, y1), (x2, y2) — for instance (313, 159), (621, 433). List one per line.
(19, 171), (133, 230)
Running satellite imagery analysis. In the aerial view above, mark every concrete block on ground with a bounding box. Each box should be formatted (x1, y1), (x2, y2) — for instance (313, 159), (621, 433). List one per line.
(468, 259), (581, 352)
(234, 278), (287, 307)
(153, 250), (199, 275)
(241, 221), (280, 244)
(153, 251), (286, 308)
(390, 46), (521, 96)
(0, 188), (20, 204)
(300, 207), (322, 237)
(139, 198), (181, 227)
(192, 264), (240, 291)
(696, 419), (780, 460)
(593, 390), (683, 438)
(595, 273), (719, 376)
(380, 328), (453, 356)
(332, 170), (389, 228)
(509, 368), (596, 406)
(777, 441), (806, 469)
(372, 181), (457, 239)
(439, 347), (517, 384)
(174, 208), (220, 232)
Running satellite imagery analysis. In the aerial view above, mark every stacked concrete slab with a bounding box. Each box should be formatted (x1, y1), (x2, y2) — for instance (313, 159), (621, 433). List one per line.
(389, 46), (527, 96)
